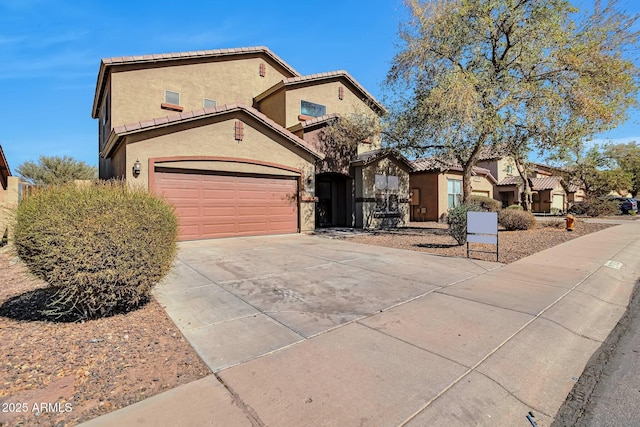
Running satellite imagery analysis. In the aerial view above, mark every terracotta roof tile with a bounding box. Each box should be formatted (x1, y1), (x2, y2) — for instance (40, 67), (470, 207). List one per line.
(497, 176), (520, 186)
(497, 175), (564, 190)
(411, 157), (497, 182)
(0, 144), (11, 178)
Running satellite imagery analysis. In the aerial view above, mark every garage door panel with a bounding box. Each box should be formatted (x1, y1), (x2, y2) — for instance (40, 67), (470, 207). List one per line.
(155, 172), (298, 240)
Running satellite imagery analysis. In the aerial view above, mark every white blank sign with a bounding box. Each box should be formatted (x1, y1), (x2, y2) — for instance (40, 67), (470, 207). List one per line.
(467, 212), (498, 244)
(467, 211), (498, 234)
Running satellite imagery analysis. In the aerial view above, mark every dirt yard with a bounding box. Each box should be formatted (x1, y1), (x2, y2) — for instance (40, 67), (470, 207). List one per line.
(335, 219), (616, 264)
(0, 248), (211, 427)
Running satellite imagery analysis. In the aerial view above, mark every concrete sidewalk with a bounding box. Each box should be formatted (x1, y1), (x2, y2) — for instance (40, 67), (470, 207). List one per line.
(81, 222), (640, 427)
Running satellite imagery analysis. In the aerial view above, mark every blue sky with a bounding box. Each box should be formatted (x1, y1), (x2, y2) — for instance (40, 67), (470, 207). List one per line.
(0, 0), (638, 171)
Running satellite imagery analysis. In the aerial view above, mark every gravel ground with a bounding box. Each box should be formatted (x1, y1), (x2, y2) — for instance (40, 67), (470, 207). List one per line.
(0, 248), (211, 427)
(331, 220), (616, 264)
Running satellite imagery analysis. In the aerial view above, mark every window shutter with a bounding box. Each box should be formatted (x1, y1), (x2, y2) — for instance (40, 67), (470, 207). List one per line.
(234, 121), (244, 141)
(338, 86), (344, 100)
(259, 63), (266, 77)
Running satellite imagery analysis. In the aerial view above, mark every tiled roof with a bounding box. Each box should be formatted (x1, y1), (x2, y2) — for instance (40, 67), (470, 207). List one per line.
(411, 157), (497, 183)
(254, 70), (386, 114)
(299, 113), (338, 129)
(496, 176), (520, 186)
(530, 176), (563, 190)
(351, 148), (413, 169)
(103, 103), (324, 160)
(92, 46), (300, 117)
(566, 183), (581, 193)
(0, 144), (10, 181)
(497, 175), (564, 190)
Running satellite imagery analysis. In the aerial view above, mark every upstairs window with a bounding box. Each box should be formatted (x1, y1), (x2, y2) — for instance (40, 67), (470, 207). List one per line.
(203, 98), (217, 108)
(164, 90), (180, 106)
(301, 100), (326, 117)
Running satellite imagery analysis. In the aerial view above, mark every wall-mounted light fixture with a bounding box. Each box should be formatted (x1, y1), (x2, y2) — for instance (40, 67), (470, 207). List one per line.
(304, 175), (314, 193)
(133, 159), (141, 177)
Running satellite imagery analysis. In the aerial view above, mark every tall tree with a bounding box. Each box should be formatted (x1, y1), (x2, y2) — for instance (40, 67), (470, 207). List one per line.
(605, 142), (640, 196)
(17, 155), (97, 185)
(385, 0), (639, 203)
(549, 141), (632, 197)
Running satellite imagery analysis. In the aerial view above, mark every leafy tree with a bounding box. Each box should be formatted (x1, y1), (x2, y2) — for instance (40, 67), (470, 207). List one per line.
(17, 155), (97, 185)
(605, 142), (640, 196)
(385, 0), (639, 203)
(551, 141), (632, 197)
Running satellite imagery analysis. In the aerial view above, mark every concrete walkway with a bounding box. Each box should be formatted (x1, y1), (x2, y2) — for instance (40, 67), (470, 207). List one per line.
(81, 222), (640, 427)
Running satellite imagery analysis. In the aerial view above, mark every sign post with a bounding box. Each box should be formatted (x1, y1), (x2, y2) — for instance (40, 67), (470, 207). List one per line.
(467, 211), (499, 262)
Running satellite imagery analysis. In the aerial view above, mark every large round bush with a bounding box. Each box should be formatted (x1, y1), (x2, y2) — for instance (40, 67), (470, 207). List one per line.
(13, 181), (178, 319)
(498, 209), (536, 230)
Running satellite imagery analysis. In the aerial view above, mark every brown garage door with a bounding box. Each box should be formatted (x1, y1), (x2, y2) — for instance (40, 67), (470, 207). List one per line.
(154, 171), (298, 240)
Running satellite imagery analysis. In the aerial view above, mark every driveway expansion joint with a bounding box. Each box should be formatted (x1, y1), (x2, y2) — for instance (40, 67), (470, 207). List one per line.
(214, 374), (266, 427)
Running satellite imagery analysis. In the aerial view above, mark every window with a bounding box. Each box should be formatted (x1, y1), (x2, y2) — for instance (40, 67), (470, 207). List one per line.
(375, 174), (400, 214)
(506, 165), (513, 174)
(301, 100), (326, 117)
(203, 98), (217, 108)
(259, 62), (266, 77)
(164, 90), (180, 105)
(447, 179), (462, 208)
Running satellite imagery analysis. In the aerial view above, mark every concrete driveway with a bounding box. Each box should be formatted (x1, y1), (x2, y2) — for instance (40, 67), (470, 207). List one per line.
(154, 234), (501, 372)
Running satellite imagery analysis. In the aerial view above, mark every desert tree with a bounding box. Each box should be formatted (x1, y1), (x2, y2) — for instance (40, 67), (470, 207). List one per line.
(385, 0), (639, 204)
(17, 155), (97, 186)
(605, 141), (640, 196)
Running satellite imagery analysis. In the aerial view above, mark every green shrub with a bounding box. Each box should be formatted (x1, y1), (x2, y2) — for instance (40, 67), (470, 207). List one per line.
(506, 204), (523, 210)
(447, 201), (481, 245)
(498, 209), (536, 230)
(469, 195), (501, 212)
(13, 181), (178, 319)
(569, 198), (619, 217)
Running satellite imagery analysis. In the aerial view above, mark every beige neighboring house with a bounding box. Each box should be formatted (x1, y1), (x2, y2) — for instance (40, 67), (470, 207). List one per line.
(92, 46), (409, 240)
(478, 157), (582, 212)
(409, 158), (497, 221)
(0, 145), (20, 240)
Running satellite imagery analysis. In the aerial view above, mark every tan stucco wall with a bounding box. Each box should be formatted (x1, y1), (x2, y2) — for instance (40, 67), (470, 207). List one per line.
(477, 157), (516, 183)
(257, 90), (286, 128)
(0, 176), (20, 239)
(281, 81), (380, 134)
(470, 175), (494, 197)
(121, 113), (316, 232)
(109, 57), (291, 128)
(356, 156), (410, 228)
(112, 143), (127, 179)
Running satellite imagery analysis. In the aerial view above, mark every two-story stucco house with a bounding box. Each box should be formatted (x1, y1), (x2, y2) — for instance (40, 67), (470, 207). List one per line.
(92, 47), (410, 240)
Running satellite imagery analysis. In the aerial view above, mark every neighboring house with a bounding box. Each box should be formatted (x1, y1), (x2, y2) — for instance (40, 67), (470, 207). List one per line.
(92, 46), (409, 240)
(409, 158), (497, 221)
(496, 175), (568, 213)
(482, 159), (581, 212)
(0, 145), (20, 240)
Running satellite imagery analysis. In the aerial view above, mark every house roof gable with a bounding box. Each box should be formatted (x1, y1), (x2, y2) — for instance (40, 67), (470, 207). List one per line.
(254, 70), (386, 115)
(411, 157), (498, 183)
(0, 144), (10, 188)
(102, 103), (324, 160)
(92, 46), (300, 118)
(351, 149), (413, 170)
(497, 175), (564, 191)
